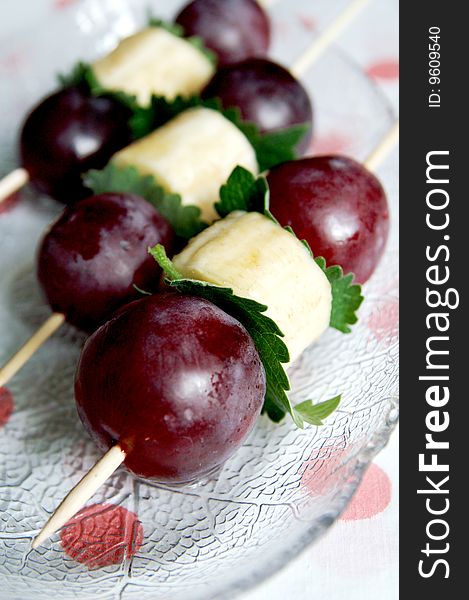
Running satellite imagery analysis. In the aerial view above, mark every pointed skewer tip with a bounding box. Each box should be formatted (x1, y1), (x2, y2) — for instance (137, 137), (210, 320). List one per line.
(31, 445), (126, 549)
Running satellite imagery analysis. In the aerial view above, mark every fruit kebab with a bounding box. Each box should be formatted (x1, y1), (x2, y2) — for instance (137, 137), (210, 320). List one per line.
(0, 0), (269, 205)
(0, 0), (369, 206)
(0, 94), (291, 389)
(0, 0), (374, 385)
(0, 105), (292, 385)
(30, 224), (339, 549)
(31, 121), (398, 549)
(0, 119), (397, 390)
(0, 98), (300, 382)
(126, 0), (372, 181)
(82, 0), (373, 222)
(0, 18), (220, 206)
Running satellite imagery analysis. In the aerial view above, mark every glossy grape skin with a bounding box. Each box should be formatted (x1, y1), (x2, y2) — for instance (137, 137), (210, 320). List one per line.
(175, 0), (270, 66)
(202, 59), (313, 154)
(37, 193), (175, 332)
(267, 156), (389, 283)
(75, 294), (266, 483)
(20, 87), (132, 204)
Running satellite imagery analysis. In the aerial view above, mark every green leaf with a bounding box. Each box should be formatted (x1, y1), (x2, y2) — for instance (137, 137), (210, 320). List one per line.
(294, 395), (341, 426)
(220, 106), (310, 173)
(149, 244), (183, 280)
(147, 16), (217, 66)
(247, 123), (311, 173)
(314, 258), (364, 333)
(147, 17), (185, 37)
(129, 95), (220, 139)
(215, 165), (279, 226)
(129, 94), (308, 171)
(215, 166), (269, 217)
(58, 61), (93, 88)
(149, 245), (341, 429)
(58, 61), (139, 112)
(83, 164), (207, 240)
(283, 232), (363, 334)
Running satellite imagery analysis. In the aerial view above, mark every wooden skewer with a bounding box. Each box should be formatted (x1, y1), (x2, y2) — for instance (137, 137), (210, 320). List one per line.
(31, 119), (399, 549)
(291, 0), (370, 77)
(0, 313), (65, 388)
(31, 445), (126, 549)
(0, 168), (29, 204)
(364, 120), (400, 172)
(0, 0), (369, 207)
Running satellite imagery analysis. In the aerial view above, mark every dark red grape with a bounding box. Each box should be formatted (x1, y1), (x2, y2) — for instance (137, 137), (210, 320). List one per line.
(37, 193), (175, 331)
(267, 156), (389, 283)
(20, 87), (132, 204)
(202, 58), (313, 153)
(175, 0), (270, 66)
(75, 293), (266, 483)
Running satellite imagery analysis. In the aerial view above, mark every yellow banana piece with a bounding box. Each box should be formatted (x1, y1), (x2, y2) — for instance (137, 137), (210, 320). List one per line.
(93, 27), (215, 105)
(113, 108), (259, 222)
(173, 211), (332, 364)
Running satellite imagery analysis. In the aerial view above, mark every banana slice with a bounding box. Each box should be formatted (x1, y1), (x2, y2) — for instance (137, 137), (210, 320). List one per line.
(113, 108), (259, 222)
(93, 27), (215, 105)
(173, 211), (332, 364)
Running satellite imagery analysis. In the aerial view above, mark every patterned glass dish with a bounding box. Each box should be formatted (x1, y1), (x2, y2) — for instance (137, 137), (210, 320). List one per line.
(0, 1), (398, 598)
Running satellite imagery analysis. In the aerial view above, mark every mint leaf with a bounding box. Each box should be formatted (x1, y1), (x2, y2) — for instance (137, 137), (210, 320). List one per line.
(84, 163), (154, 197)
(215, 166), (269, 217)
(129, 94), (308, 171)
(147, 17), (185, 37)
(314, 257), (364, 333)
(84, 164), (207, 240)
(129, 95), (220, 139)
(149, 245), (341, 428)
(240, 122), (310, 173)
(149, 244), (183, 280)
(58, 61), (93, 88)
(58, 61), (139, 111)
(148, 17), (217, 66)
(219, 106), (309, 173)
(294, 395), (341, 426)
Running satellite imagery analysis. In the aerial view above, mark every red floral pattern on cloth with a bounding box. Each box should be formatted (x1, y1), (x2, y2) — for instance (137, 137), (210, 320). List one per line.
(0, 51), (26, 72)
(299, 15), (317, 32)
(366, 59), (400, 81)
(0, 191), (22, 215)
(308, 132), (352, 156)
(54, 0), (79, 9)
(61, 503), (143, 569)
(0, 387), (14, 428)
(367, 299), (399, 342)
(340, 463), (392, 521)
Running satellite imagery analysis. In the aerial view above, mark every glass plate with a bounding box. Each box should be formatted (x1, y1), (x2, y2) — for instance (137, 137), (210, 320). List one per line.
(0, 1), (398, 599)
